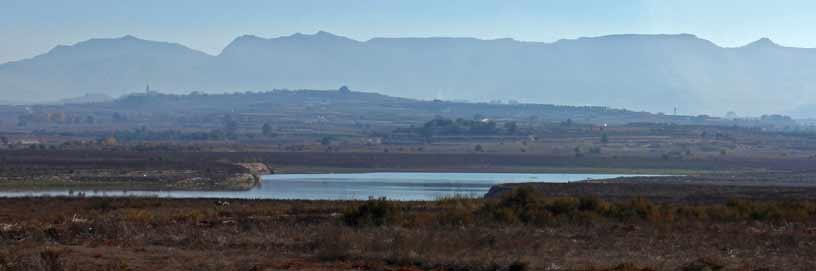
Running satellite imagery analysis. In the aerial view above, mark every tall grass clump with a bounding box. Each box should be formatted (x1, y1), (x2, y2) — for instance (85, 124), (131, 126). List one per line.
(342, 197), (403, 227)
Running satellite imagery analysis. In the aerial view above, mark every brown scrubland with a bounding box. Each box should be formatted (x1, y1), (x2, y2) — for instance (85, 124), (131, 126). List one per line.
(0, 187), (814, 271)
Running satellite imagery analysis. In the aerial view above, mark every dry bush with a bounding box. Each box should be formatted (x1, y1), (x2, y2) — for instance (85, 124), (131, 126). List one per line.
(170, 209), (213, 223)
(428, 196), (480, 226)
(313, 227), (355, 261)
(342, 197), (403, 227)
(39, 247), (65, 271)
(121, 209), (155, 224)
(0, 249), (50, 271)
(680, 258), (725, 271)
(0, 250), (24, 271)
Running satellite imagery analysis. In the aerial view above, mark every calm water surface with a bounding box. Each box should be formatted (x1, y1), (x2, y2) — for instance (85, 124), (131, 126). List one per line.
(0, 172), (648, 200)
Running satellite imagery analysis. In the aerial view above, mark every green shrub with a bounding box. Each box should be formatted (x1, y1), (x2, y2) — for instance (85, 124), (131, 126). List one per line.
(491, 186), (544, 224)
(607, 197), (659, 221)
(578, 196), (608, 212)
(478, 204), (520, 224)
(498, 186), (539, 209)
(547, 197), (579, 216)
(435, 205), (475, 226)
(342, 197), (402, 227)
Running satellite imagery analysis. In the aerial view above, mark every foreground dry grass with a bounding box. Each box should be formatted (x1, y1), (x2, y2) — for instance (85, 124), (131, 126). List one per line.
(0, 192), (814, 270)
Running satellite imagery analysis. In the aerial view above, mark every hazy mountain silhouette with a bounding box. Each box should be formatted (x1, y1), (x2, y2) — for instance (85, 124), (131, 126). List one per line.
(0, 35), (212, 103)
(1, 31), (815, 115)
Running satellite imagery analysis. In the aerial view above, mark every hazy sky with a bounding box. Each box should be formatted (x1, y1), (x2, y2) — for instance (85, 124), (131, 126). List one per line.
(2, 0), (814, 63)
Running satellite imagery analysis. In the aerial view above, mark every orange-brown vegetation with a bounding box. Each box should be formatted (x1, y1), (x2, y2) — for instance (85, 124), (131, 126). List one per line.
(0, 190), (814, 270)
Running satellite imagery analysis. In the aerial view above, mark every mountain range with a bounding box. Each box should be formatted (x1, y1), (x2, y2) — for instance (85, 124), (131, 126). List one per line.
(1, 31), (815, 116)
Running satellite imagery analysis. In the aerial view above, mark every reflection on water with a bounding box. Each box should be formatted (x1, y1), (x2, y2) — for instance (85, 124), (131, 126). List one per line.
(0, 172), (647, 201)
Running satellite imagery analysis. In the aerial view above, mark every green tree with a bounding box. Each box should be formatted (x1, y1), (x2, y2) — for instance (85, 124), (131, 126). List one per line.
(261, 123), (275, 136)
(504, 121), (518, 134)
(112, 112), (127, 122)
(320, 136), (332, 145)
(222, 115), (238, 136)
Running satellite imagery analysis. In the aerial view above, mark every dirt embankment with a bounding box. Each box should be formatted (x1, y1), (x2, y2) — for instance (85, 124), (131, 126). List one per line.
(486, 181), (816, 203)
(0, 150), (268, 190)
(4, 149), (816, 191)
(486, 170), (816, 203)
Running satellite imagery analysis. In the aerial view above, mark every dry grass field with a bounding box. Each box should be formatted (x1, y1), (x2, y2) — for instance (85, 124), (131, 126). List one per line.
(0, 188), (814, 271)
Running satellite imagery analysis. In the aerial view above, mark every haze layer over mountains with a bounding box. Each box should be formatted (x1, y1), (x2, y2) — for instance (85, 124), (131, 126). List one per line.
(1, 31), (814, 116)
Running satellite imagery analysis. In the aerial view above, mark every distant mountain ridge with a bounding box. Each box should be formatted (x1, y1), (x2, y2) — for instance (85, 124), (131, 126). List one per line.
(1, 31), (814, 116)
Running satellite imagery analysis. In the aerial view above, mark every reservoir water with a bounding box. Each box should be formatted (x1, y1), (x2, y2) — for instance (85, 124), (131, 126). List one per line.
(0, 172), (646, 200)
